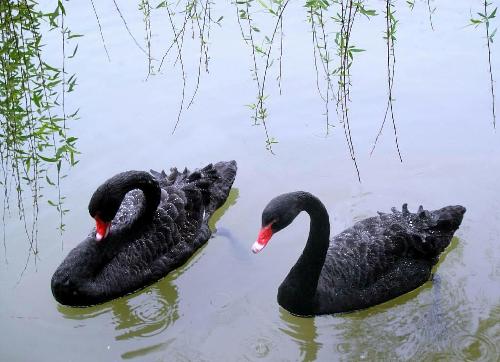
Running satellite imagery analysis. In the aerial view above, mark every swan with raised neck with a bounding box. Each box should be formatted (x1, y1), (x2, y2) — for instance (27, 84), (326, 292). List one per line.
(253, 191), (466, 316)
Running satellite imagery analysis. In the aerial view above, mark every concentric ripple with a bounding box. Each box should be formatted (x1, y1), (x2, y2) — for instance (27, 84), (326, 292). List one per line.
(452, 333), (498, 361)
(113, 286), (179, 340)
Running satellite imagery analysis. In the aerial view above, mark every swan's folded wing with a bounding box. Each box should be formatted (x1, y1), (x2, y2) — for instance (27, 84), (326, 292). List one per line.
(323, 216), (428, 289)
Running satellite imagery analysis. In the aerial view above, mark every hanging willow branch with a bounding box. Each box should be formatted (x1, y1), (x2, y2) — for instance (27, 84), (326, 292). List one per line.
(235, 0), (290, 153)
(309, 4), (335, 135)
(334, 0), (365, 181)
(155, 0), (222, 132)
(0, 0), (79, 258)
(371, 0), (402, 161)
(470, 1), (497, 128)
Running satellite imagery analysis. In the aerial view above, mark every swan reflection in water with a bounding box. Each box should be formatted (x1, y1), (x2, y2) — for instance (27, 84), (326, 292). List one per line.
(279, 308), (321, 362)
(55, 189), (240, 359)
(56, 268), (180, 339)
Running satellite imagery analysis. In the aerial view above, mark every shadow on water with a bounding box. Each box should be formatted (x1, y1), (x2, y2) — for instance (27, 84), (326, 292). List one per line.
(279, 308), (321, 362)
(209, 188), (252, 263)
(208, 188), (239, 231)
(55, 187), (240, 360)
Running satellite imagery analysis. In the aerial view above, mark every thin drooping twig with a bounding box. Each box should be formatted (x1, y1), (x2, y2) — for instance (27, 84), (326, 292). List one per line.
(165, 3), (187, 133)
(337, 0), (361, 181)
(245, 2), (262, 124)
(59, 7), (67, 248)
(310, 9), (326, 102)
(371, 0), (402, 161)
(1, 142), (9, 263)
(484, 0), (496, 128)
(309, 6), (336, 107)
(187, 0), (210, 109)
(427, 0), (434, 30)
(386, 0), (402, 161)
(61, 8), (67, 133)
(158, 13), (189, 71)
(345, 3), (360, 180)
(89, 0), (111, 61)
(257, 0), (291, 101)
(203, 0), (212, 72)
(254, 0), (291, 153)
(158, 0), (218, 132)
(236, 4), (249, 44)
(112, 0), (148, 56)
(277, 15), (284, 95)
(140, 0), (153, 78)
(317, 9), (333, 134)
(2, 204), (7, 263)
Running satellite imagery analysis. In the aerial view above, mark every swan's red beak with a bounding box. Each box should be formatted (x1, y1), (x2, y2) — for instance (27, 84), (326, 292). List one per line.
(252, 223), (274, 254)
(95, 216), (111, 241)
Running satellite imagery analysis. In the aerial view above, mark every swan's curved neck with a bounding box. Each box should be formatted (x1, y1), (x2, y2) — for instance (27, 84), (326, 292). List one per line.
(279, 192), (330, 313)
(89, 171), (161, 226)
(115, 171), (161, 222)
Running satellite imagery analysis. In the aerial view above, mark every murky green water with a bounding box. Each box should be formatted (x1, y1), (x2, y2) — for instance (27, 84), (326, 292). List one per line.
(1, 1), (499, 361)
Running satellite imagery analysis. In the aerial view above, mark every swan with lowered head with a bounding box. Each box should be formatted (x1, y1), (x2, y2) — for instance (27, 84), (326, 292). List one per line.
(51, 161), (237, 306)
(252, 191), (465, 316)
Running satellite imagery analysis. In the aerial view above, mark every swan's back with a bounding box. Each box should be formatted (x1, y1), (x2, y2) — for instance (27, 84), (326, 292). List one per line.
(315, 204), (465, 314)
(51, 161), (237, 306)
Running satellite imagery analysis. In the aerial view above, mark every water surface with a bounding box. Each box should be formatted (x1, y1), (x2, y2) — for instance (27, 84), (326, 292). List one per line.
(1, 1), (499, 361)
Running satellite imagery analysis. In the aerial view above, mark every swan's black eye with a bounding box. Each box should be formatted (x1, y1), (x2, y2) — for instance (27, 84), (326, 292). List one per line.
(263, 218), (277, 227)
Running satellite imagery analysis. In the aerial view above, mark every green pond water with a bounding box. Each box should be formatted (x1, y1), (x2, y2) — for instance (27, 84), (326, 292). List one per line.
(1, 1), (499, 361)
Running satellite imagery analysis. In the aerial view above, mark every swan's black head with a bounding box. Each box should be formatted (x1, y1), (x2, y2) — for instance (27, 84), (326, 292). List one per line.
(88, 183), (122, 221)
(252, 192), (306, 253)
(88, 177), (124, 241)
(88, 171), (160, 242)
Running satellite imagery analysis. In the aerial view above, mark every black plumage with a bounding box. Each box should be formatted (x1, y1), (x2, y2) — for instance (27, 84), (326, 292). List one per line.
(51, 160), (237, 306)
(253, 191), (466, 316)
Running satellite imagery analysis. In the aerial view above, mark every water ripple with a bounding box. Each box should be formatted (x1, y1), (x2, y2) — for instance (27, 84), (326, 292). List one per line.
(242, 336), (274, 359)
(452, 333), (498, 361)
(113, 284), (179, 340)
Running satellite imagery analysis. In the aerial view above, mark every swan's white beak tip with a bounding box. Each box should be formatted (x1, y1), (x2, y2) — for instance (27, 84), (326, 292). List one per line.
(251, 241), (265, 254)
(95, 224), (110, 242)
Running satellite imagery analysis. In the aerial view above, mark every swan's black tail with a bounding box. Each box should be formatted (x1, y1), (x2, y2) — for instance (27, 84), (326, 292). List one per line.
(203, 160), (237, 215)
(386, 203), (466, 260)
(151, 160), (237, 217)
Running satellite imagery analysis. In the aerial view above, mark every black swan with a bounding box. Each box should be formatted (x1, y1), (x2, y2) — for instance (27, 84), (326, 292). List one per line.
(51, 160), (237, 306)
(252, 192), (465, 316)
